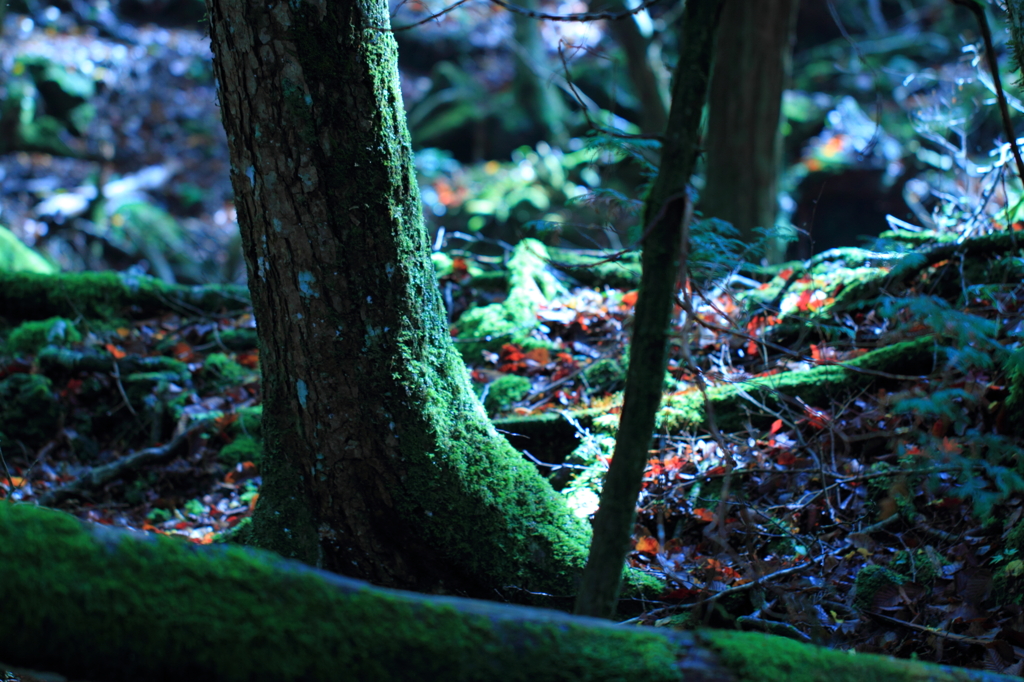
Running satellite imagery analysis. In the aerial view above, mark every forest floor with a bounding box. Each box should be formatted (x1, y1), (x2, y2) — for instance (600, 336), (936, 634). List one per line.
(2, 231), (1024, 675)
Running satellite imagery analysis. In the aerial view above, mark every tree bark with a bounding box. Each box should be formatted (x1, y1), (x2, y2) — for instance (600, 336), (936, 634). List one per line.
(607, 4), (669, 134)
(700, 0), (798, 263)
(203, 0), (602, 598)
(574, 0), (723, 620)
(0, 503), (1016, 682)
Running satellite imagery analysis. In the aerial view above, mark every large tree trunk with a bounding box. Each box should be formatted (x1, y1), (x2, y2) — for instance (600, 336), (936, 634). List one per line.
(700, 0), (798, 263)
(203, 0), (600, 597)
(0, 503), (1016, 682)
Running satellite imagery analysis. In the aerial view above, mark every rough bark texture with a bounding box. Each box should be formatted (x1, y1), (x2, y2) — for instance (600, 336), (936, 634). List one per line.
(575, 0), (723, 619)
(203, 0), (598, 597)
(0, 503), (1016, 682)
(701, 0), (798, 261)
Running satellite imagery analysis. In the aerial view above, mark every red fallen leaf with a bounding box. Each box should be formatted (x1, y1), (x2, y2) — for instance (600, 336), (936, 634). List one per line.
(801, 405), (831, 429)
(940, 437), (962, 454)
(691, 507), (715, 522)
(105, 343), (127, 360)
(621, 290), (639, 308)
(236, 350), (259, 368)
(777, 268), (794, 280)
(776, 450), (798, 467)
(795, 289), (813, 312)
(769, 419), (784, 435)
(215, 413), (239, 433)
(524, 347), (550, 365)
(931, 419), (948, 437)
(635, 537), (660, 554)
(61, 378), (85, 398)
(142, 523), (159, 532)
(663, 455), (686, 473)
(663, 586), (701, 600)
(174, 521), (190, 530)
(225, 461), (259, 485)
(704, 466), (726, 477)
(172, 341), (195, 362)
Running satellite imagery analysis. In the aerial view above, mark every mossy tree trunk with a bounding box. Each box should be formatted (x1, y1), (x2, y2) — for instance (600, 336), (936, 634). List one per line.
(700, 0), (798, 263)
(204, 0), (592, 597)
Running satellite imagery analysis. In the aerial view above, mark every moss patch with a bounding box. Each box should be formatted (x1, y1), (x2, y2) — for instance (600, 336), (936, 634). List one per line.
(8, 317), (82, 355)
(0, 503), (685, 682)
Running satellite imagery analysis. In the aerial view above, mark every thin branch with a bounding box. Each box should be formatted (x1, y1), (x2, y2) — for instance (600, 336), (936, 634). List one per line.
(950, 0), (1024, 180)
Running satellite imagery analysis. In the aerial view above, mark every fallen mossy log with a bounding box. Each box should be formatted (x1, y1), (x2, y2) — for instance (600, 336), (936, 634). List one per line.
(0, 503), (1015, 682)
(832, 231), (1024, 311)
(657, 335), (937, 433)
(0, 271), (250, 322)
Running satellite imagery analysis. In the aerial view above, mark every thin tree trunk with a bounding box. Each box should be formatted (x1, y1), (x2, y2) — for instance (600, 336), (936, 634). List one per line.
(607, 6), (669, 134)
(700, 0), (798, 263)
(204, 0), (591, 597)
(513, 0), (570, 147)
(574, 0), (724, 620)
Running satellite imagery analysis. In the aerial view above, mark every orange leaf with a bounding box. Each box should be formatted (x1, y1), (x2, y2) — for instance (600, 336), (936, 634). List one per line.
(524, 347), (550, 365)
(795, 289), (813, 312)
(621, 290), (639, 308)
(105, 343), (127, 360)
(236, 350), (259, 368)
(769, 419), (784, 435)
(0, 476), (25, 490)
(691, 507), (715, 522)
(172, 341), (194, 362)
(635, 536), (660, 554)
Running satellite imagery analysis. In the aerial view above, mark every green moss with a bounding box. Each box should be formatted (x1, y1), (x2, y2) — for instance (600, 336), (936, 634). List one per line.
(0, 503), (685, 682)
(1006, 348), (1024, 437)
(8, 317), (81, 355)
(484, 374), (532, 414)
(0, 224), (55, 274)
(852, 565), (906, 612)
(1008, 519), (1024, 552)
(219, 434), (262, 467)
(706, 629), (979, 682)
(890, 549), (941, 586)
(204, 352), (254, 387)
(0, 374), (61, 449)
(993, 560), (1024, 606)
(0, 271), (249, 322)
(455, 239), (565, 361)
(581, 358), (625, 395)
(658, 337), (937, 432)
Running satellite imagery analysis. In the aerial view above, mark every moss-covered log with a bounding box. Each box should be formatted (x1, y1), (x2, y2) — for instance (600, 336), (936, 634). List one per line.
(0, 271), (250, 322)
(655, 336), (937, 433)
(0, 503), (1014, 682)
